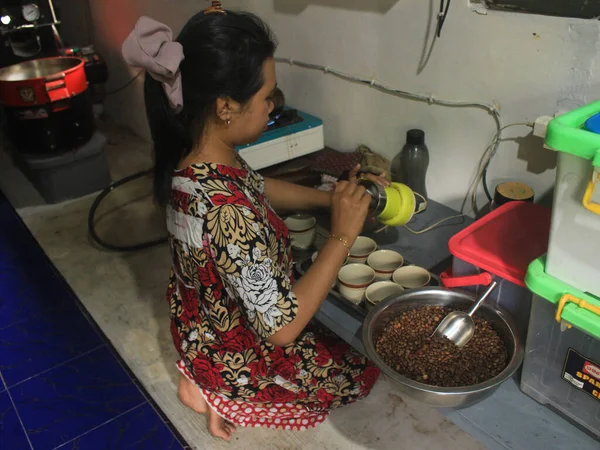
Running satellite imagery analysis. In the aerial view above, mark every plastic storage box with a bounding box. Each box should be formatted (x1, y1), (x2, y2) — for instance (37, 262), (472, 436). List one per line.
(12, 131), (110, 204)
(545, 100), (600, 298)
(441, 202), (551, 340)
(522, 256), (600, 439)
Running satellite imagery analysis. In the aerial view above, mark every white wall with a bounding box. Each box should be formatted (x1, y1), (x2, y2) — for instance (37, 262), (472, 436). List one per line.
(61, 0), (600, 211)
(59, 0), (250, 143)
(249, 0), (600, 211)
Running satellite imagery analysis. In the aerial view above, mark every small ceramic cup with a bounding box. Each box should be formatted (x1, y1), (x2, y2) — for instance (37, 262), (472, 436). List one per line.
(392, 265), (432, 289)
(348, 236), (377, 264)
(367, 249), (405, 281)
(365, 281), (405, 311)
(285, 214), (317, 250)
(311, 251), (319, 263)
(337, 263), (375, 305)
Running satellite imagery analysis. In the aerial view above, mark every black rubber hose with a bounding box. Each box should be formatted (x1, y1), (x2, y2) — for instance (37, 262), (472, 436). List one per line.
(436, 0), (452, 38)
(482, 166), (493, 203)
(88, 169), (168, 252)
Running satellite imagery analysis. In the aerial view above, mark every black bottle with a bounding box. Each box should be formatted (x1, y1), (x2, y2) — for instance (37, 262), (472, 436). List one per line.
(391, 129), (429, 199)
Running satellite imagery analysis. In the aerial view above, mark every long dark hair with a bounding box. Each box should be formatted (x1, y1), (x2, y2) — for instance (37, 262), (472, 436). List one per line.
(144, 11), (277, 205)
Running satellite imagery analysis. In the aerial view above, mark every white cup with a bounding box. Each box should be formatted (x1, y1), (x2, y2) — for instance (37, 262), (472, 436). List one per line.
(348, 236), (377, 264)
(392, 265), (432, 289)
(285, 214), (317, 250)
(367, 249), (404, 281)
(337, 263), (375, 305)
(366, 281), (405, 311)
(311, 251), (319, 263)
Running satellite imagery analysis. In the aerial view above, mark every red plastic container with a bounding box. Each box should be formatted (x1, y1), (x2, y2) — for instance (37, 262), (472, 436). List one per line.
(441, 202), (552, 340)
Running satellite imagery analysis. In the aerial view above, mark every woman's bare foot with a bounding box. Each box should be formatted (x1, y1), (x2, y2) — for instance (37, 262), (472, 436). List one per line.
(178, 374), (208, 414)
(207, 406), (236, 441)
(178, 374), (236, 440)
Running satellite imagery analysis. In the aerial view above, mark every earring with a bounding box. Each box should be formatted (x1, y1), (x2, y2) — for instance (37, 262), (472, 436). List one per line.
(226, 119), (231, 125)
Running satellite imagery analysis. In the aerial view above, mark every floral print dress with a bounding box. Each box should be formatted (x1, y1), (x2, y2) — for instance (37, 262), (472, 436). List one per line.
(166, 156), (379, 430)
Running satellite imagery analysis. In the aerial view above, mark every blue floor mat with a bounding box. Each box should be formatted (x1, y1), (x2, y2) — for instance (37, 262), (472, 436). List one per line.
(0, 190), (190, 450)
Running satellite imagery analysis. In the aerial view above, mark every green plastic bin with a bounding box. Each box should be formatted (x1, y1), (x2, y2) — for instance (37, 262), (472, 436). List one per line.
(522, 256), (600, 439)
(544, 100), (600, 298)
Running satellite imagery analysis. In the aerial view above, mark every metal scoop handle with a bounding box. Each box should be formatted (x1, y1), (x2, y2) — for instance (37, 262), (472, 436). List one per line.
(467, 281), (498, 317)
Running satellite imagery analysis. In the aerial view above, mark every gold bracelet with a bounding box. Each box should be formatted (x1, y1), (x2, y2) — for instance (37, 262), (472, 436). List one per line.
(328, 234), (351, 257)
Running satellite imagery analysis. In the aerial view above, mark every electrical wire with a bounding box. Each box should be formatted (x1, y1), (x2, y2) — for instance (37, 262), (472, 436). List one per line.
(402, 191), (465, 234)
(275, 58), (500, 118)
(471, 122), (533, 212)
(81, 0), (157, 252)
(88, 169), (169, 252)
(404, 214), (465, 235)
(436, 0), (452, 37)
(274, 59), (536, 229)
(274, 57), (503, 215)
(90, 57), (509, 251)
(104, 70), (144, 96)
(481, 121), (534, 200)
(404, 119), (529, 233)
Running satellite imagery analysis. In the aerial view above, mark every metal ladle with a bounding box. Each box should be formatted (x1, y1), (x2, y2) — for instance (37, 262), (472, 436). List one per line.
(432, 281), (498, 347)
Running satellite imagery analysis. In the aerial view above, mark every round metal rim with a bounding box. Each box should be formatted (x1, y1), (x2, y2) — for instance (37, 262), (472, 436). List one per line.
(0, 57), (84, 82)
(362, 287), (524, 398)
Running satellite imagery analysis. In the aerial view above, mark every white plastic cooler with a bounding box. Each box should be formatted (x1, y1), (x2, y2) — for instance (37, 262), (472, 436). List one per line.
(544, 101), (600, 297)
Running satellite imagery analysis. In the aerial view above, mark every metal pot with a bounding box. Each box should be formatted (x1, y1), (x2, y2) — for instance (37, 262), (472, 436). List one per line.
(362, 287), (524, 408)
(360, 179), (390, 233)
(0, 57), (95, 154)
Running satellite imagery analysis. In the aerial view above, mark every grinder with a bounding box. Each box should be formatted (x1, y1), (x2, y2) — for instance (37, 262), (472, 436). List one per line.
(359, 179), (416, 227)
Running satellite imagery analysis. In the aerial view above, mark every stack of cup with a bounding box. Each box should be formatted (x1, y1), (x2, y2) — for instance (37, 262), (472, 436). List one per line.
(364, 249), (405, 310)
(348, 237), (378, 264)
(318, 232), (434, 310)
(335, 237), (379, 305)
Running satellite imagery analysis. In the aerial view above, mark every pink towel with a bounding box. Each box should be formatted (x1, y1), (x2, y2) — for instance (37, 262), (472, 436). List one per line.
(122, 16), (185, 113)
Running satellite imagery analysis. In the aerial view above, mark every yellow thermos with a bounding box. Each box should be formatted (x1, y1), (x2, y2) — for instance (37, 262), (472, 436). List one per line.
(359, 179), (416, 227)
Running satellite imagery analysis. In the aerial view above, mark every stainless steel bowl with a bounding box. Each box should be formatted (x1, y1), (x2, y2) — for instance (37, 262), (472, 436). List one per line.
(362, 287), (524, 408)
(0, 57), (82, 82)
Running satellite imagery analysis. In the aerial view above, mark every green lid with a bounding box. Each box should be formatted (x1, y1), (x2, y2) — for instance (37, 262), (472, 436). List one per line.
(525, 256), (600, 339)
(546, 100), (600, 165)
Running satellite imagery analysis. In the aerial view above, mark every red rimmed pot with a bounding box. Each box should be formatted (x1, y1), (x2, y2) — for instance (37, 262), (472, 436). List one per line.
(0, 57), (95, 155)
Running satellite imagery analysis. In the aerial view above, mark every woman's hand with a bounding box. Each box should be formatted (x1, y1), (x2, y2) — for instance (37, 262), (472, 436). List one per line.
(329, 181), (371, 245)
(348, 164), (391, 188)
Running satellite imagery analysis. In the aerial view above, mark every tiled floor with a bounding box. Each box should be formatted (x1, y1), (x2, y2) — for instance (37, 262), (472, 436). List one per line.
(0, 190), (190, 450)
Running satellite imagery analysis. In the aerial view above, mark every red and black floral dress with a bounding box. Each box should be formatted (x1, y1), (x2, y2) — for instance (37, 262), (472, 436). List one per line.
(166, 157), (380, 430)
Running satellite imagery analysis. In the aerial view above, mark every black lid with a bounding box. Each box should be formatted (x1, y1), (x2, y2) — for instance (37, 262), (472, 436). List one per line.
(406, 129), (425, 146)
(493, 182), (535, 208)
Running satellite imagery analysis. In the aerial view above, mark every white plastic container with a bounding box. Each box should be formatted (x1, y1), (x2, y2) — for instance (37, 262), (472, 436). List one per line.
(544, 101), (600, 298)
(522, 256), (600, 439)
(546, 151), (600, 298)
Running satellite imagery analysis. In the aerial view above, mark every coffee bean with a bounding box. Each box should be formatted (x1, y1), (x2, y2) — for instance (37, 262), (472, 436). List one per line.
(374, 306), (508, 388)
